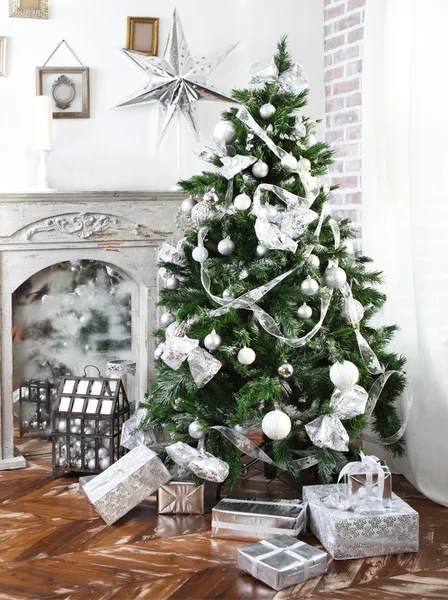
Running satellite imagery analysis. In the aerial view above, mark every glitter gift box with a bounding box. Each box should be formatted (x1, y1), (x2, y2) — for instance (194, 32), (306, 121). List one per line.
(303, 484), (419, 560)
(346, 460), (392, 508)
(83, 445), (171, 525)
(237, 535), (327, 591)
(158, 480), (205, 514)
(212, 498), (306, 542)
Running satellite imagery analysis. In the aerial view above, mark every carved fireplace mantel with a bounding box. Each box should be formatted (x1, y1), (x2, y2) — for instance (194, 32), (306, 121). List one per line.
(0, 191), (182, 470)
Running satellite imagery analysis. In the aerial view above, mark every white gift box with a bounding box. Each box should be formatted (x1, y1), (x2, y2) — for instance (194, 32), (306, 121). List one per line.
(83, 445), (171, 525)
(303, 484), (419, 560)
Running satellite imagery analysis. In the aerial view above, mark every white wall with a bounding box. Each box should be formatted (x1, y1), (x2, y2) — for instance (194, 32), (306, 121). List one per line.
(0, 0), (324, 192)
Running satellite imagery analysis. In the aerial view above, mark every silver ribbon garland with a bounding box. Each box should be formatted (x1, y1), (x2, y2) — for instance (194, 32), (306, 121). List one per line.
(248, 57), (309, 95)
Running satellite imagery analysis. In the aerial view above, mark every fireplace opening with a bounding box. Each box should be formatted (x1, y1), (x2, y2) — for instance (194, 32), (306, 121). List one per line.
(12, 260), (137, 447)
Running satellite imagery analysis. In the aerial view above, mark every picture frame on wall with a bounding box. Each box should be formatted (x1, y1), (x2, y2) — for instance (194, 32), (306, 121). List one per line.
(0, 38), (6, 77)
(9, 0), (49, 19)
(126, 17), (159, 56)
(36, 67), (90, 119)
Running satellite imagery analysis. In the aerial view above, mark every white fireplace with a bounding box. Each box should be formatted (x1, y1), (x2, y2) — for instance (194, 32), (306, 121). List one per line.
(0, 191), (181, 469)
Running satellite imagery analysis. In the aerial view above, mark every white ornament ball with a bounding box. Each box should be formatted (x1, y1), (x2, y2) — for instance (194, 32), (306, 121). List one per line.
(252, 161), (269, 178)
(213, 120), (237, 144)
(281, 154), (298, 172)
(308, 134), (317, 146)
(87, 459), (96, 470)
(234, 424), (250, 435)
(100, 457), (110, 471)
(256, 244), (269, 258)
(204, 330), (222, 351)
(160, 312), (176, 328)
(74, 418), (82, 427)
(222, 289), (234, 299)
(298, 157), (311, 171)
(278, 363), (294, 378)
(300, 276), (319, 296)
(85, 449), (95, 460)
(330, 360), (359, 391)
(70, 425), (81, 434)
(57, 421), (67, 433)
(342, 240), (355, 255)
(192, 246), (209, 262)
(262, 410), (292, 440)
(218, 237), (235, 256)
(259, 103), (276, 119)
(188, 420), (205, 439)
(181, 196), (198, 217)
(298, 303), (313, 319)
(341, 298), (365, 324)
(165, 276), (180, 290)
(323, 265), (347, 290)
(84, 426), (95, 436)
(237, 347), (256, 365)
(234, 193), (252, 210)
(98, 447), (109, 459)
(308, 254), (320, 269)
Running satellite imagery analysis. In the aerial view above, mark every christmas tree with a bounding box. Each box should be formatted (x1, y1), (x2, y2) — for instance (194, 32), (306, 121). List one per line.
(142, 39), (406, 488)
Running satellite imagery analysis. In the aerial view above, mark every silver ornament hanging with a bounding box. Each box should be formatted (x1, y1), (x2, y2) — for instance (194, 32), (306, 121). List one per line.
(181, 196), (198, 217)
(217, 236), (235, 256)
(165, 276), (180, 290)
(308, 254), (320, 269)
(191, 198), (219, 226)
(213, 120), (237, 144)
(298, 303), (313, 319)
(341, 298), (365, 324)
(88, 458), (96, 470)
(278, 363), (294, 378)
(252, 161), (269, 178)
(280, 154), (298, 172)
(160, 312), (176, 328)
(256, 243), (269, 258)
(173, 397), (182, 410)
(203, 188), (219, 203)
(204, 330), (222, 351)
(222, 288), (234, 299)
(188, 419), (205, 439)
(259, 102), (276, 119)
(98, 447), (109, 459)
(57, 421), (67, 433)
(300, 276), (319, 296)
(323, 265), (347, 289)
(100, 457), (110, 471)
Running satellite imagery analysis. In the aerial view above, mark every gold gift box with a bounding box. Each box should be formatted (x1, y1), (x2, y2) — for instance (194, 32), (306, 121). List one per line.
(158, 480), (205, 514)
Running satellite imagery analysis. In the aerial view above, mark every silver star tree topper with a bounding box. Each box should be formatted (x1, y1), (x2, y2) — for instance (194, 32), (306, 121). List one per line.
(117, 9), (238, 146)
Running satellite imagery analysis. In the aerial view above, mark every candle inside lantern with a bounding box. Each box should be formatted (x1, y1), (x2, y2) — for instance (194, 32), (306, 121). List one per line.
(35, 95), (53, 151)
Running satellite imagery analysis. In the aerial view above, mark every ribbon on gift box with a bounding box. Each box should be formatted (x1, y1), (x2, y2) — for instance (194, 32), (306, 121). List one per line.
(249, 539), (310, 579)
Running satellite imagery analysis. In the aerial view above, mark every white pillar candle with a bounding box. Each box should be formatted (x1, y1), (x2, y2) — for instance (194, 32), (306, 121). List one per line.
(35, 96), (53, 151)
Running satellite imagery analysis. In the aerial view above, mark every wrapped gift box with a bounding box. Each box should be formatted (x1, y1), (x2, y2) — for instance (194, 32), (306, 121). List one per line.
(78, 474), (98, 503)
(303, 484), (419, 560)
(237, 535), (327, 590)
(347, 460), (392, 508)
(158, 480), (205, 514)
(83, 445), (171, 525)
(212, 498), (306, 542)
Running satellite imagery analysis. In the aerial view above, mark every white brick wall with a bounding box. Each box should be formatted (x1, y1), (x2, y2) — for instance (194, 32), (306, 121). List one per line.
(324, 0), (365, 242)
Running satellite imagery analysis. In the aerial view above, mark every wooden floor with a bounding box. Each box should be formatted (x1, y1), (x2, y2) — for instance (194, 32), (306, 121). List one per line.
(1, 434), (448, 600)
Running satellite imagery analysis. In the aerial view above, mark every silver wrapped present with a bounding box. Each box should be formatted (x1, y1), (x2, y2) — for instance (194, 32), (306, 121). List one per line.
(83, 445), (171, 526)
(158, 480), (204, 514)
(345, 458), (392, 509)
(303, 484), (419, 560)
(237, 535), (327, 591)
(212, 498), (306, 542)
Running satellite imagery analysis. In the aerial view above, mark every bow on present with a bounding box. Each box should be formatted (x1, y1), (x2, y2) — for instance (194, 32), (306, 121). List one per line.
(166, 441), (229, 483)
(338, 452), (385, 513)
(248, 57), (308, 95)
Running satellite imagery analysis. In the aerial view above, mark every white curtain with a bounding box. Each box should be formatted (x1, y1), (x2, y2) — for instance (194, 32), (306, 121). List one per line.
(363, 0), (448, 506)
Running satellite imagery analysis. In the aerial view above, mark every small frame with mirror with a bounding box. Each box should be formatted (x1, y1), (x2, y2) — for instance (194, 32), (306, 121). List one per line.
(36, 66), (90, 118)
(126, 17), (159, 56)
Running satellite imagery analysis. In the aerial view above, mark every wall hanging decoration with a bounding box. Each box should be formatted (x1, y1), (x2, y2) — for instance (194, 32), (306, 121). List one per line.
(36, 40), (90, 119)
(0, 37), (6, 77)
(116, 8), (238, 148)
(126, 17), (159, 56)
(52, 366), (130, 478)
(9, 0), (48, 19)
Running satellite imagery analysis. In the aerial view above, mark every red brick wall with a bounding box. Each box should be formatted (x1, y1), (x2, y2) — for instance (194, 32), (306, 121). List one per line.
(324, 0), (365, 241)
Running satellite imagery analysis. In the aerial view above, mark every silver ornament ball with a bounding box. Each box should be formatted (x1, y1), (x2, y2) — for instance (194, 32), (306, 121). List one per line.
(222, 288), (234, 299)
(323, 266), (347, 289)
(213, 120), (237, 144)
(100, 457), (110, 471)
(218, 237), (235, 256)
(84, 426), (95, 436)
(192, 246), (209, 262)
(280, 154), (298, 172)
(252, 161), (269, 178)
(234, 193), (251, 211)
(298, 303), (313, 319)
(57, 421), (67, 433)
(300, 276), (319, 296)
(160, 312), (176, 328)
(70, 425), (81, 434)
(237, 347), (256, 365)
(98, 447), (109, 459)
(307, 254), (320, 269)
(188, 420), (205, 439)
(203, 188), (219, 203)
(191, 199), (219, 226)
(85, 449), (95, 460)
(181, 195), (198, 217)
(173, 397), (182, 410)
(165, 276), (180, 290)
(88, 458), (97, 470)
(278, 363), (294, 378)
(204, 330), (222, 351)
(259, 103), (276, 119)
(256, 244), (270, 258)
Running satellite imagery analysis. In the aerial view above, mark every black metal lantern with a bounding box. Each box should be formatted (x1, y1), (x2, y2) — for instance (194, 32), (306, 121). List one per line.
(52, 367), (130, 478)
(19, 380), (58, 439)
